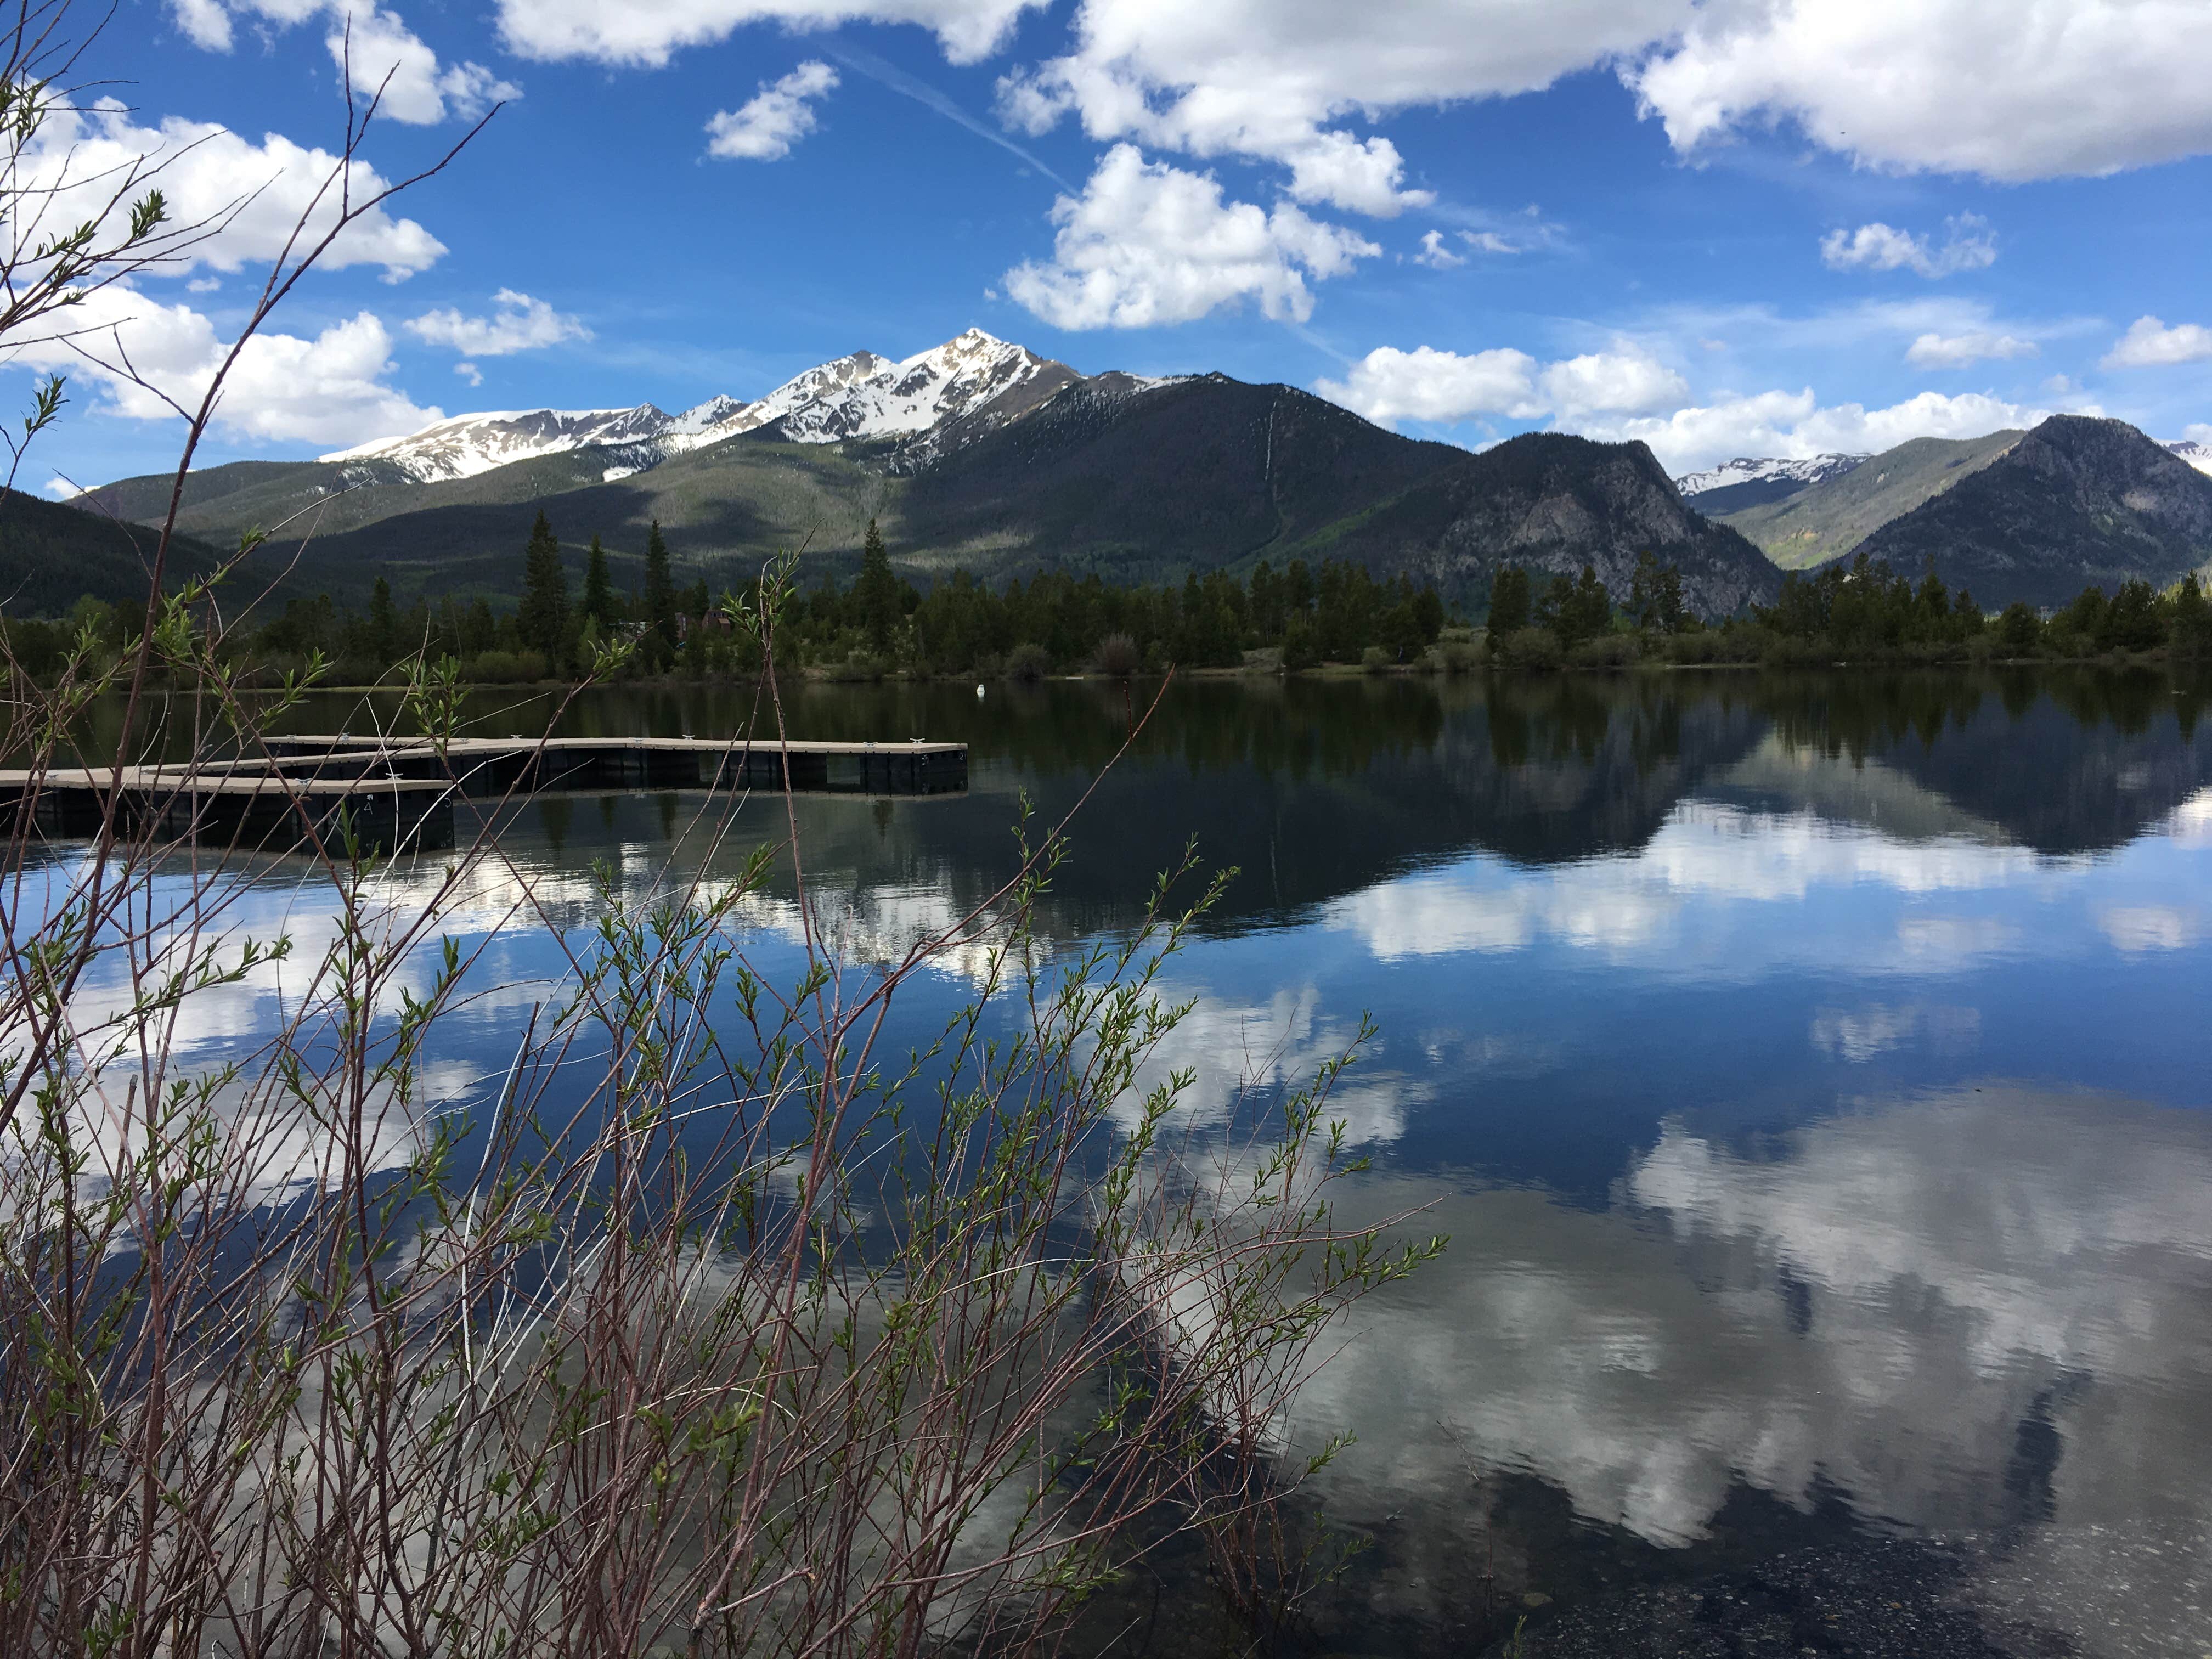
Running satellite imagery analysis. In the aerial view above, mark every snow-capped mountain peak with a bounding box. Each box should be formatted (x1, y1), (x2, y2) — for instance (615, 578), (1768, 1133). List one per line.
(317, 330), (1094, 483)
(1673, 453), (1871, 500)
(668, 394), (748, 435)
(764, 330), (1071, 444)
(2163, 438), (2212, 478)
(700, 350), (896, 443)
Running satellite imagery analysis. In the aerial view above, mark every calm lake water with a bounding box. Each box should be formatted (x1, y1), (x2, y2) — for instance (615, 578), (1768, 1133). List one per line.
(81, 670), (2212, 1655)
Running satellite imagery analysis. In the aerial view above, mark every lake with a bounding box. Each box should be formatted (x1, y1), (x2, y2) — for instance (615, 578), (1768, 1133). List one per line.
(76, 669), (2212, 1655)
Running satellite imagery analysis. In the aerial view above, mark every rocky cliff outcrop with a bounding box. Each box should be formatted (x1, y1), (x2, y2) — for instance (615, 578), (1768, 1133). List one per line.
(1301, 432), (1781, 616)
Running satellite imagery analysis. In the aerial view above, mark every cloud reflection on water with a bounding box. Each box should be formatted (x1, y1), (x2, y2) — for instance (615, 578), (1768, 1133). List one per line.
(1808, 1002), (1982, 1062)
(1323, 798), (2097, 976)
(1291, 1087), (2212, 1566)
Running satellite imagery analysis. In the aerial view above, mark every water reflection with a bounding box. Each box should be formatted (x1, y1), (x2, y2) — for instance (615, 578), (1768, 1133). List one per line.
(103, 669), (2212, 933)
(45, 668), (2212, 1654)
(1288, 1086), (2212, 1621)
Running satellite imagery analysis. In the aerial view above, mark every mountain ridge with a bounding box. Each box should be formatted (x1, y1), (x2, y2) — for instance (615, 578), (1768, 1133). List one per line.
(321, 328), (1087, 484)
(1850, 415), (2212, 607)
(72, 361), (1780, 617)
(1711, 431), (2027, 571)
(61, 329), (2212, 623)
(1309, 430), (1781, 614)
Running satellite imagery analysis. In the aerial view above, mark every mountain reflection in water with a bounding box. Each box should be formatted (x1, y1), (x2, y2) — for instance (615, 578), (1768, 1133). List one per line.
(88, 669), (2212, 1655)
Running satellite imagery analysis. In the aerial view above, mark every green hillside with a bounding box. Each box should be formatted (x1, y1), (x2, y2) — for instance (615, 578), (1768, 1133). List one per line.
(1717, 431), (2024, 568)
(80, 436), (898, 607)
(71, 380), (1457, 604)
(0, 489), (234, 616)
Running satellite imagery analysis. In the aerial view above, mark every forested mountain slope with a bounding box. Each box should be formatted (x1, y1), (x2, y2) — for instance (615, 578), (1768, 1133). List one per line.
(1849, 416), (2212, 607)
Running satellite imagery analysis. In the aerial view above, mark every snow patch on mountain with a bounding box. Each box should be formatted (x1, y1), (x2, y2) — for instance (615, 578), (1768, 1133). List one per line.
(2163, 439), (2212, 478)
(714, 351), (898, 441)
(319, 329), (1101, 483)
(1673, 453), (1871, 499)
(325, 405), (677, 482)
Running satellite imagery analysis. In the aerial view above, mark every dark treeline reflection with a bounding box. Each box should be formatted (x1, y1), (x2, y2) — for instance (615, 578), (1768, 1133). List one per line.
(80, 668), (2212, 940)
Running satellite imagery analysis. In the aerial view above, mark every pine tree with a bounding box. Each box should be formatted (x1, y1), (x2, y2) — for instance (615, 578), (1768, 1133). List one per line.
(582, 534), (616, 629)
(1560, 563), (1611, 647)
(463, 596), (496, 656)
(517, 510), (568, 661)
(644, 519), (677, 666)
(1998, 601), (2042, 657)
(2172, 574), (2212, 659)
(1655, 562), (1685, 635)
(1488, 565), (1531, 635)
(1533, 572), (1573, 637)
(854, 517), (900, 657)
(1627, 551), (1686, 634)
(368, 576), (398, 663)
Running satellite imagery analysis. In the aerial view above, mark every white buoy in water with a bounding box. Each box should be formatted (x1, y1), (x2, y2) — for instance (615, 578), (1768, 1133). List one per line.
(975, 684), (985, 699)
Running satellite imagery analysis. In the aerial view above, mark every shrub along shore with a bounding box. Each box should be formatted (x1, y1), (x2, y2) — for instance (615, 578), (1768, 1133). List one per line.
(8, 507), (2210, 688)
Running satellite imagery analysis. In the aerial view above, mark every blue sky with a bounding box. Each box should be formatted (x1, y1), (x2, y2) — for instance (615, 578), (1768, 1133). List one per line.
(22, 0), (2212, 492)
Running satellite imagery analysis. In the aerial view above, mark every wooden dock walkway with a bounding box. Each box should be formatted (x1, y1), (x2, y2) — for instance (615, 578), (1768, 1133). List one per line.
(1, 734), (968, 851)
(262, 734), (969, 796)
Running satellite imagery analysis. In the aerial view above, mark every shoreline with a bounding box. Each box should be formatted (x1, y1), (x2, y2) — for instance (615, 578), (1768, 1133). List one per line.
(168, 652), (2205, 695)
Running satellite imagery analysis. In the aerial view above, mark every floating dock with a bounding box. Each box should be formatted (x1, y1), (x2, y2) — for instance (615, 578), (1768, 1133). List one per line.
(261, 734), (969, 797)
(0, 764), (455, 850)
(1, 735), (968, 850)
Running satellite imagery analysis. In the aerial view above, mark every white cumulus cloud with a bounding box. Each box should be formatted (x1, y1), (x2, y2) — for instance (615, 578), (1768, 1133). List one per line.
(2103, 315), (2212, 369)
(1820, 216), (1995, 279)
(1003, 144), (1377, 329)
(705, 60), (839, 160)
(996, 0), (1684, 215)
(9, 283), (441, 445)
(1629, 0), (2212, 182)
(1314, 343), (1684, 427)
(171, 1), (518, 124)
(1539, 349), (1690, 418)
(998, 0), (2212, 211)
(405, 289), (590, 356)
(1314, 345), (1541, 425)
(1905, 330), (2038, 369)
(469, 0), (2212, 199)
(11, 103), (445, 284)
(1279, 130), (1435, 217)
(1593, 387), (2064, 473)
(1312, 322), (2082, 467)
(171, 0), (234, 48)
(497, 0), (1041, 68)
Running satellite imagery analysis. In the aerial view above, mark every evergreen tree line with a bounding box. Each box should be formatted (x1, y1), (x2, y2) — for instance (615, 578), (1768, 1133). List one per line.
(847, 519), (1449, 677)
(0, 512), (1451, 683)
(1481, 551), (1694, 667)
(2, 512), (716, 684)
(1480, 549), (2212, 669)
(12, 514), (2208, 684)
(1749, 552), (2212, 663)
